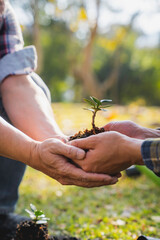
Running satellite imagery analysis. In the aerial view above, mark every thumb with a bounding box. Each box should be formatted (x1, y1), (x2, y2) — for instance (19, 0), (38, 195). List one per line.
(103, 122), (116, 131)
(55, 141), (86, 160)
(69, 136), (95, 150)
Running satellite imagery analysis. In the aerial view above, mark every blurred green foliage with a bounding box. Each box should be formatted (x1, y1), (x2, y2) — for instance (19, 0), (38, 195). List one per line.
(14, 0), (160, 105)
(40, 21), (74, 101)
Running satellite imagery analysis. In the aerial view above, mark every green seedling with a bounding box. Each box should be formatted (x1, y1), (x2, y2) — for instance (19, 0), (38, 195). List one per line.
(83, 96), (112, 132)
(25, 203), (50, 224)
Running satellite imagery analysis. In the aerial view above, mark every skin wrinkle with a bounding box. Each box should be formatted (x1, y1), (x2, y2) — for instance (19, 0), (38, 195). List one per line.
(70, 131), (143, 176)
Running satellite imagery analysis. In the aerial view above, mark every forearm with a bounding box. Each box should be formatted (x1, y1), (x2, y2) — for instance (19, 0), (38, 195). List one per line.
(140, 126), (160, 139)
(1, 75), (63, 141)
(104, 121), (160, 140)
(0, 117), (36, 164)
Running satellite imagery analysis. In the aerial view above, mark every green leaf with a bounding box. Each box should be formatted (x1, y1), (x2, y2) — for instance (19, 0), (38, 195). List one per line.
(90, 96), (101, 106)
(96, 108), (102, 111)
(99, 105), (111, 108)
(35, 210), (44, 217)
(36, 220), (48, 224)
(25, 209), (36, 218)
(83, 108), (95, 112)
(40, 217), (50, 221)
(101, 109), (107, 111)
(38, 214), (45, 218)
(30, 203), (37, 212)
(100, 99), (112, 103)
(83, 98), (95, 106)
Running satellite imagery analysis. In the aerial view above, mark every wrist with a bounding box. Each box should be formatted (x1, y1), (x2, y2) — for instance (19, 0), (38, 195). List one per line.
(141, 127), (160, 139)
(26, 140), (40, 168)
(131, 139), (144, 165)
(123, 136), (144, 166)
(38, 130), (67, 142)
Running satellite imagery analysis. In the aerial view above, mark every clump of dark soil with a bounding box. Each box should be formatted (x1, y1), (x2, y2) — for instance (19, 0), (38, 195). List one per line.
(15, 220), (48, 240)
(69, 127), (105, 141)
(7, 220), (80, 240)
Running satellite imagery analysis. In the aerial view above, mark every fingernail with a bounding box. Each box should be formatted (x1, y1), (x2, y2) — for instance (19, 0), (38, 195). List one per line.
(77, 149), (85, 160)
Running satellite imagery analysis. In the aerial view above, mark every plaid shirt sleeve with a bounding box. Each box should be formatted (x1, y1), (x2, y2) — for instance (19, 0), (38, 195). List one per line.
(141, 139), (160, 177)
(0, 0), (37, 83)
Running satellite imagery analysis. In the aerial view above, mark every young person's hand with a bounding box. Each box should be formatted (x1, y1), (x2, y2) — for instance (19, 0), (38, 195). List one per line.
(104, 120), (160, 139)
(70, 132), (144, 176)
(29, 138), (119, 187)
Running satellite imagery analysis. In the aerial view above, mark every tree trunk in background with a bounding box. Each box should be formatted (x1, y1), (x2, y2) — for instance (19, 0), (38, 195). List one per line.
(32, 0), (43, 74)
(73, 0), (101, 98)
(73, 0), (121, 99)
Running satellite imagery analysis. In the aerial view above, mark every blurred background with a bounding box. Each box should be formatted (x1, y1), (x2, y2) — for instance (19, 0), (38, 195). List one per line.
(10, 0), (160, 105)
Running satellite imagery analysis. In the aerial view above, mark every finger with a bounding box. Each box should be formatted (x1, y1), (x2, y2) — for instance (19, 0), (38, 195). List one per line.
(110, 172), (122, 178)
(54, 141), (86, 160)
(103, 122), (116, 131)
(69, 136), (96, 150)
(115, 173), (122, 178)
(58, 176), (118, 188)
(57, 161), (118, 185)
(54, 134), (68, 143)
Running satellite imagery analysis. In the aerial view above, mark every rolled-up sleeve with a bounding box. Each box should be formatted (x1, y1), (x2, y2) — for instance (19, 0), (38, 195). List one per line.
(141, 139), (160, 177)
(0, 46), (37, 83)
(0, 1), (37, 83)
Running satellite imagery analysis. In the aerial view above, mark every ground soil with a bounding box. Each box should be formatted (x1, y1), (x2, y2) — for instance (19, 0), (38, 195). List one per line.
(69, 127), (105, 141)
(15, 221), (48, 240)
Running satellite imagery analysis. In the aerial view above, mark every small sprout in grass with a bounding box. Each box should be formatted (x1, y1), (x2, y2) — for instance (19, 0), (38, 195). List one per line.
(25, 203), (50, 224)
(83, 96), (112, 132)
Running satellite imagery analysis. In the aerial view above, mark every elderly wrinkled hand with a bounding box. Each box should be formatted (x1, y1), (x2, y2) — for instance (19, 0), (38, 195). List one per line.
(104, 120), (160, 139)
(29, 138), (119, 187)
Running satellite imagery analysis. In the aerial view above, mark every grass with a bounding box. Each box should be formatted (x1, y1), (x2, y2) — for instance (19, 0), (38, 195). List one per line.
(16, 103), (160, 240)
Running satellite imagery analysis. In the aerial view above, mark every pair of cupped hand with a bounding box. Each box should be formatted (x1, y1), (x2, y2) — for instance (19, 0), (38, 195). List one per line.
(29, 121), (147, 188)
